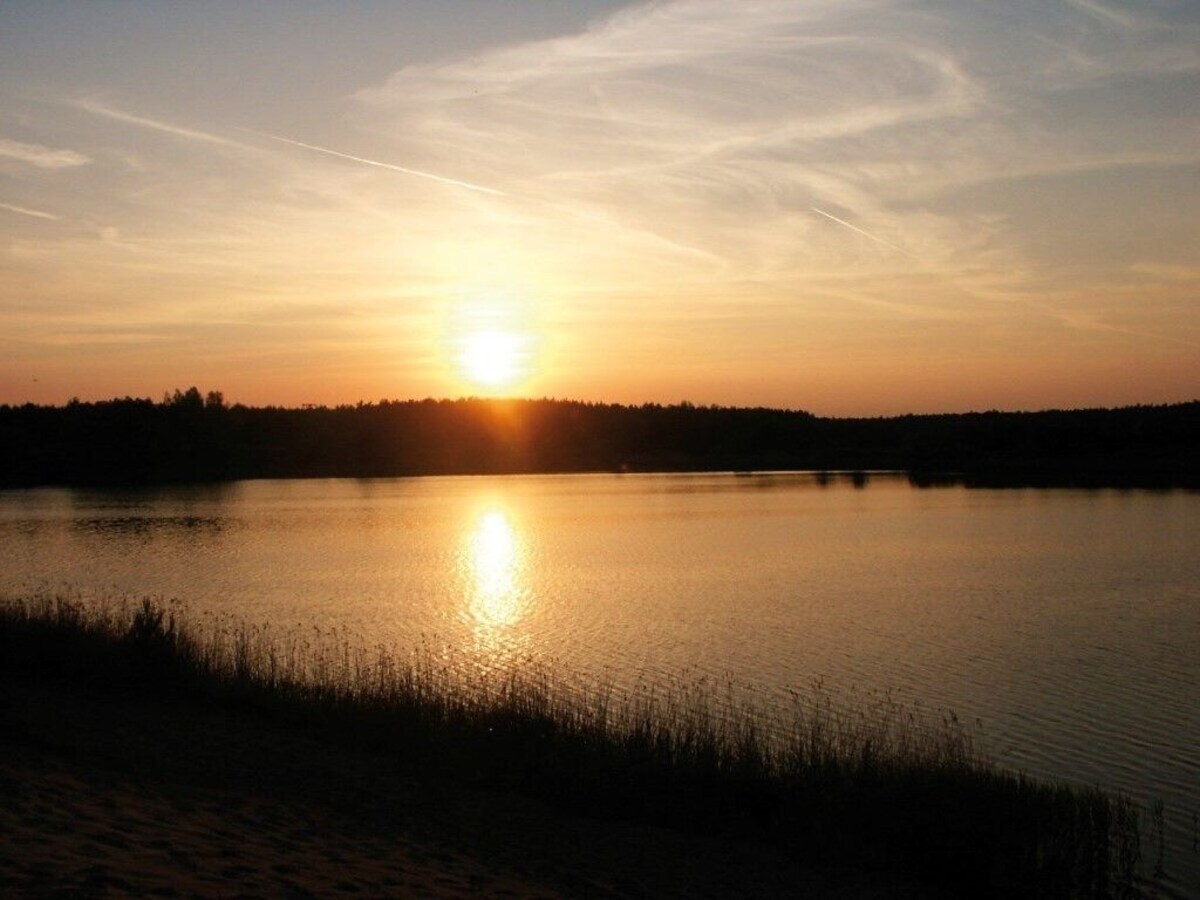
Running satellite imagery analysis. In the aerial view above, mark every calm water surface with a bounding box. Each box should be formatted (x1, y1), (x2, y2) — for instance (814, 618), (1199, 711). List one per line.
(2, 474), (1197, 892)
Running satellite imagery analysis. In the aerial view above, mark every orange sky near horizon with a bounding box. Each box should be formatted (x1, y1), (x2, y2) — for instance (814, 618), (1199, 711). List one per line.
(1, 1), (1197, 416)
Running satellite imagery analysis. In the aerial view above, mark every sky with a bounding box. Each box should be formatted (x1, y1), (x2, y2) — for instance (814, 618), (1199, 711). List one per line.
(1, 0), (1197, 416)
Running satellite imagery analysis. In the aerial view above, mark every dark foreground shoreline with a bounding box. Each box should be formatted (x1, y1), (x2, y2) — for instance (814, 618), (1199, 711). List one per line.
(2, 678), (905, 899)
(0, 597), (1145, 898)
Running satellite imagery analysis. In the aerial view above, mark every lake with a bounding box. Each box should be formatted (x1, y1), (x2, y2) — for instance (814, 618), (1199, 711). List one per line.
(2, 473), (1197, 894)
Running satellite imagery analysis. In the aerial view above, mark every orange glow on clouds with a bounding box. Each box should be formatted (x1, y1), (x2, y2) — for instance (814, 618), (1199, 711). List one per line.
(1, 1), (1197, 414)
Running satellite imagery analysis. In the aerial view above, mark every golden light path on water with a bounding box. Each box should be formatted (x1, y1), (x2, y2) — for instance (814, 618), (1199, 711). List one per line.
(459, 504), (532, 661)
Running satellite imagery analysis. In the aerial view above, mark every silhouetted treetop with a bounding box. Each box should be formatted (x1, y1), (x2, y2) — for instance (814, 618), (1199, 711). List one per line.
(0, 392), (1195, 488)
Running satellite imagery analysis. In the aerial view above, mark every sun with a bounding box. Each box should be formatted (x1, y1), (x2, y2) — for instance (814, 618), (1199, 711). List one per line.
(458, 329), (528, 390)
(447, 282), (541, 393)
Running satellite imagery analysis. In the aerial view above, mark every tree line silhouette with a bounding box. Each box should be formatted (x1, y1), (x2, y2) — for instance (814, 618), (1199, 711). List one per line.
(1, 388), (1196, 487)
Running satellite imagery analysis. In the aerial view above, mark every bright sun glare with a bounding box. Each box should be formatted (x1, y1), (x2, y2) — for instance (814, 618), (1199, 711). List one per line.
(469, 508), (524, 628)
(458, 330), (527, 390)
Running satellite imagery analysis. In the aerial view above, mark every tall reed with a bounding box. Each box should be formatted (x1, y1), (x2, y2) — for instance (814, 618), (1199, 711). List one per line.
(0, 593), (1143, 898)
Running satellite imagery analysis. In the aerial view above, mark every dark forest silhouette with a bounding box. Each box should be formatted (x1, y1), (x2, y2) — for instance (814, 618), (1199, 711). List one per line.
(1, 389), (1196, 487)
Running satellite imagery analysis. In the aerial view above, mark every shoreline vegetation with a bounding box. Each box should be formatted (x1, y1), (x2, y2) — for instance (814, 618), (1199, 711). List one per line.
(0, 595), (1146, 898)
(1, 391), (1197, 488)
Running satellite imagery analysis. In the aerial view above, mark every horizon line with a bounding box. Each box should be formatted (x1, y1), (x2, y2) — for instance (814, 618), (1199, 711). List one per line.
(4, 392), (1196, 420)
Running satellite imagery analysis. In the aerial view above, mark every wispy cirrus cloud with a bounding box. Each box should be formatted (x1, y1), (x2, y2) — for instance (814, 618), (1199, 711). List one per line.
(359, 3), (1192, 242)
(0, 201), (59, 220)
(1064, 0), (1138, 29)
(0, 137), (89, 169)
(73, 99), (246, 148)
(240, 128), (505, 196)
(352, 0), (1199, 334)
(809, 208), (908, 256)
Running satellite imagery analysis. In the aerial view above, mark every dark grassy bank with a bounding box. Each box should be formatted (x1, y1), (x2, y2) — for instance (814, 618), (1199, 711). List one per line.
(1, 391), (1196, 487)
(0, 595), (1144, 898)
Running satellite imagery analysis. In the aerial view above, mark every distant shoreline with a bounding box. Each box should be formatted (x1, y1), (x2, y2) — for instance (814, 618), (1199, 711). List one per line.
(2, 394), (1196, 489)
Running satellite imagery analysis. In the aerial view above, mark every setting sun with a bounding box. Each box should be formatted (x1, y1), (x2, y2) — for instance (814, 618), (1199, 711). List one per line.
(457, 330), (529, 391)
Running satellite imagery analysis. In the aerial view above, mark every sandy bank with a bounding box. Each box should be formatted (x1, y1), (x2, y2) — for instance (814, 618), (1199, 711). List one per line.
(0, 679), (912, 898)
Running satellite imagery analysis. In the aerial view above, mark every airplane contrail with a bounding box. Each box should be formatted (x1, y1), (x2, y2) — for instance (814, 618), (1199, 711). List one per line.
(0, 201), (58, 220)
(77, 100), (242, 147)
(241, 129), (505, 197)
(811, 207), (906, 254)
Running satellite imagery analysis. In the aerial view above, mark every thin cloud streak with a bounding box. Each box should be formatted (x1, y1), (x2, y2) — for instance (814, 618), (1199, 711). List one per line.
(75, 100), (245, 148)
(0, 202), (58, 221)
(0, 138), (90, 169)
(241, 129), (506, 196)
(810, 208), (907, 255)
(1065, 0), (1138, 29)
(1050, 307), (1200, 350)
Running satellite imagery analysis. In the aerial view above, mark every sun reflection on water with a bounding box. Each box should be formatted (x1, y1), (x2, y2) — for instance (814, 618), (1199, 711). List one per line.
(460, 505), (531, 658)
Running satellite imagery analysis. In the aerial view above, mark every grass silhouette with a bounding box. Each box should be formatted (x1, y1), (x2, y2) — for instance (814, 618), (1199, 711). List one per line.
(0, 593), (1143, 898)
